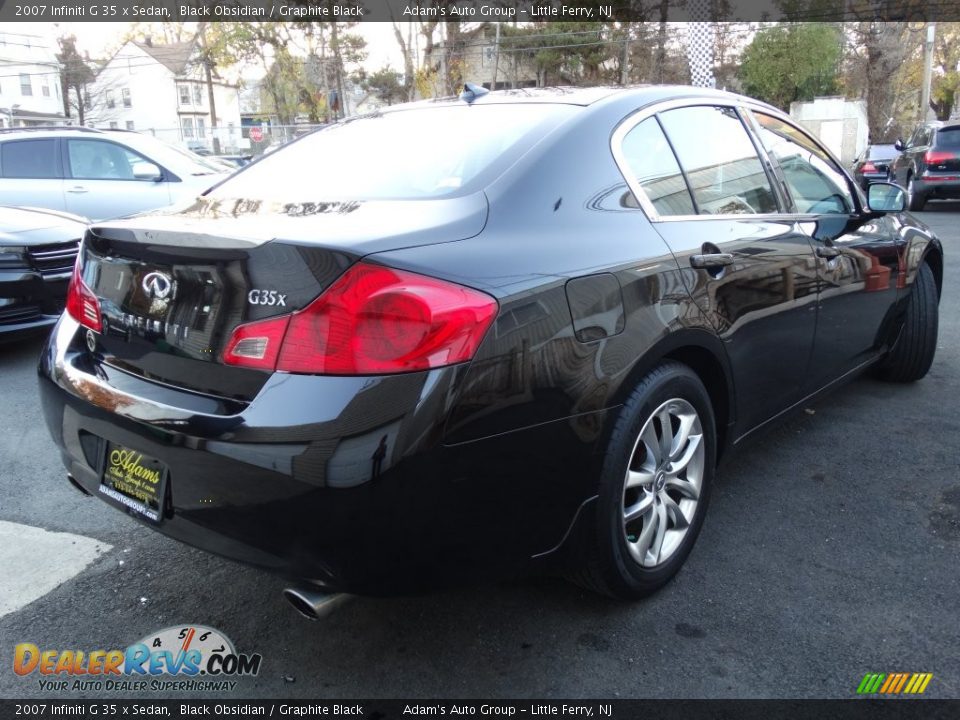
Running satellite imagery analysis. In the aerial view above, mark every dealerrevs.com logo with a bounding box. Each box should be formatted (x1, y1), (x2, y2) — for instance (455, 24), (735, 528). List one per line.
(14, 625), (262, 693)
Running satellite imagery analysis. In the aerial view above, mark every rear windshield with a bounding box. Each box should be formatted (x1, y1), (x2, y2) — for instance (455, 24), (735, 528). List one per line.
(867, 144), (896, 159)
(209, 104), (576, 201)
(935, 128), (960, 149)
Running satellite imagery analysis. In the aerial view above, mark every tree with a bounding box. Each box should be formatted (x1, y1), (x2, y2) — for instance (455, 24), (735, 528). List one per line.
(362, 66), (407, 106)
(56, 35), (95, 124)
(739, 23), (841, 110)
(843, 22), (918, 142)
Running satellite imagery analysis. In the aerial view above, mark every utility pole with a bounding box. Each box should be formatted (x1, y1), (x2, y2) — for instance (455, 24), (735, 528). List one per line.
(920, 22), (935, 121)
(491, 22), (501, 91)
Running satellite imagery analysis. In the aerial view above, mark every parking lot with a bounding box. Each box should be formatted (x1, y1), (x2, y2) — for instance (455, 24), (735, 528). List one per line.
(2, 204), (958, 700)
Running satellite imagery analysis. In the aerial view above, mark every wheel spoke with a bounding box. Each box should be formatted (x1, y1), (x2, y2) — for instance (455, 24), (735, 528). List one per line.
(670, 412), (696, 461)
(662, 493), (690, 530)
(640, 420), (663, 467)
(669, 433), (703, 475)
(656, 406), (674, 461)
(623, 492), (654, 524)
(664, 474), (700, 500)
(626, 467), (655, 489)
(649, 497), (668, 564)
(631, 499), (660, 561)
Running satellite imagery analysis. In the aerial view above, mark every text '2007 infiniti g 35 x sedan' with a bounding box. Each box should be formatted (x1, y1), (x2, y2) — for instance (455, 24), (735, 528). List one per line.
(39, 86), (943, 603)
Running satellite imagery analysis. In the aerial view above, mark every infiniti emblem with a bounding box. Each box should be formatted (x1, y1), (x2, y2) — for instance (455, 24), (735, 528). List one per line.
(142, 271), (172, 299)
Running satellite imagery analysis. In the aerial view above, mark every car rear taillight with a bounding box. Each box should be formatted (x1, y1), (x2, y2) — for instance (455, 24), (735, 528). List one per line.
(924, 151), (956, 164)
(862, 162), (878, 172)
(65, 260), (102, 332)
(223, 263), (498, 375)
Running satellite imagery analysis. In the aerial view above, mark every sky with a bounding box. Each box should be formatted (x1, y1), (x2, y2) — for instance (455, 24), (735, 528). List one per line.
(15, 21), (405, 78)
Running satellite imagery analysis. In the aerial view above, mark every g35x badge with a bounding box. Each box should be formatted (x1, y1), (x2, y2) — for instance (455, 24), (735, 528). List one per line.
(248, 289), (287, 307)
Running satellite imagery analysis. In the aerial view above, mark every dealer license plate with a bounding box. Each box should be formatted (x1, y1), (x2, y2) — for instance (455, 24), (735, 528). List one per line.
(99, 442), (168, 523)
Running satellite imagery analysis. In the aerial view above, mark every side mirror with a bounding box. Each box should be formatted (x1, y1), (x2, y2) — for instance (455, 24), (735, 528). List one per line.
(867, 182), (906, 213)
(132, 161), (163, 181)
(894, 138), (905, 152)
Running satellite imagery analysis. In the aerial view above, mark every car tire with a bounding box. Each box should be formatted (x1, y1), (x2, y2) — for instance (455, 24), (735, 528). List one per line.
(571, 361), (716, 599)
(874, 262), (938, 383)
(907, 174), (927, 211)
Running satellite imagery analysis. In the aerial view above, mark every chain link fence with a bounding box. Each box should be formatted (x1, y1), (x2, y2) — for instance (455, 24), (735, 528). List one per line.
(139, 123), (326, 158)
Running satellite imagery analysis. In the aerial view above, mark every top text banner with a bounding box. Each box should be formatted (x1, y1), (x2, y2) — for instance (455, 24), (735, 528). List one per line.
(0, 0), (954, 23)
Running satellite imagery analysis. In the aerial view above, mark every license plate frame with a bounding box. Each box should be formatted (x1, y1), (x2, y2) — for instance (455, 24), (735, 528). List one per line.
(99, 442), (168, 524)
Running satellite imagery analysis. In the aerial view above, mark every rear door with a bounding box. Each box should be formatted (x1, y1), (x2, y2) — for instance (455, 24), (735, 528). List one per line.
(0, 138), (66, 213)
(63, 138), (173, 221)
(615, 103), (819, 433)
(747, 110), (902, 388)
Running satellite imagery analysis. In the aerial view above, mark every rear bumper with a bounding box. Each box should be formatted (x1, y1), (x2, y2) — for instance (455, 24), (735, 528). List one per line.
(914, 175), (960, 199)
(0, 268), (67, 338)
(39, 316), (604, 594)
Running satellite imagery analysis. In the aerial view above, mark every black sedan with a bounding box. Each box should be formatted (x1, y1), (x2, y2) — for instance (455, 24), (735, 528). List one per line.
(38, 87), (942, 609)
(851, 143), (897, 190)
(0, 206), (83, 340)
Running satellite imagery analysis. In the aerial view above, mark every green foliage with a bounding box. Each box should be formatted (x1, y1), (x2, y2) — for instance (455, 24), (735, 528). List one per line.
(739, 23), (842, 110)
(361, 66), (407, 106)
(56, 35), (95, 122)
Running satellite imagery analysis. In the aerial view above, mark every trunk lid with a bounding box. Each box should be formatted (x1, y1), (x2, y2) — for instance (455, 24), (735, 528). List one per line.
(81, 194), (487, 401)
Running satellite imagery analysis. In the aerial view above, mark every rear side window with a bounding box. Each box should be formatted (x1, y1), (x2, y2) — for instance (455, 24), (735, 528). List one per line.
(210, 104), (577, 201)
(1, 139), (59, 179)
(657, 106), (778, 215)
(619, 117), (695, 216)
(935, 128), (960, 149)
(752, 112), (854, 215)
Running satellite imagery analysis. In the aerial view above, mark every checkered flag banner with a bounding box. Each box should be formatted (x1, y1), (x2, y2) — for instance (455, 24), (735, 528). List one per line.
(686, 13), (716, 88)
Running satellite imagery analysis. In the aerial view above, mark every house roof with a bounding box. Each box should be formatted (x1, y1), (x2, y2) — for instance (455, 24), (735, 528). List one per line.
(133, 40), (196, 75)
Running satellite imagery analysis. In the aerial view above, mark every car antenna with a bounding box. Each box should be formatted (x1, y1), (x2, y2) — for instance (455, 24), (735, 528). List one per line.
(460, 83), (489, 103)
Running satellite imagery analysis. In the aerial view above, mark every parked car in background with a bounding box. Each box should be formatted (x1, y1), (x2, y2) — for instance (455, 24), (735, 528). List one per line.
(889, 120), (960, 210)
(0, 206), (84, 340)
(39, 87), (942, 609)
(851, 143), (897, 190)
(0, 128), (230, 222)
(211, 154), (254, 169)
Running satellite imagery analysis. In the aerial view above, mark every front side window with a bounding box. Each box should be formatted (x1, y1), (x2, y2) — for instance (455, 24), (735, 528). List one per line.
(67, 139), (152, 181)
(657, 105), (778, 216)
(1, 139), (57, 178)
(752, 112), (854, 215)
(618, 117), (695, 216)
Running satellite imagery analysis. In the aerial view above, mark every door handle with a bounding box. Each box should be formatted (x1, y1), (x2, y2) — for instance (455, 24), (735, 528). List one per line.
(67, 186), (89, 194)
(815, 246), (842, 259)
(690, 253), (734, 269)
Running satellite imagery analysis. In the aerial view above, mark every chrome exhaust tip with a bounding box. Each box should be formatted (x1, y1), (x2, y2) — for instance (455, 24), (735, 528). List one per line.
(282, 587), (350, 620)
(67, 473), (92, 497)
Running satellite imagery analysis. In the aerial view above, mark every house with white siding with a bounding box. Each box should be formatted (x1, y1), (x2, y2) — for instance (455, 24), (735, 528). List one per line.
(89, 38), (243, 153)
(0, 31), (66, 127)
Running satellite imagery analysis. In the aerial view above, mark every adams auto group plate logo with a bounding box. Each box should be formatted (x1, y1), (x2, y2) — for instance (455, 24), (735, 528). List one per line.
(14, 625), (262, 693)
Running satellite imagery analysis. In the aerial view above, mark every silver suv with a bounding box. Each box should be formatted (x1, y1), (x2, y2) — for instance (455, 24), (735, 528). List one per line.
(0, 127), (231, 222)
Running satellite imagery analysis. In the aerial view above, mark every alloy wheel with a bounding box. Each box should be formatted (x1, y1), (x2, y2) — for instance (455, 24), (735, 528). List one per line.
(622, 398), (705, 568)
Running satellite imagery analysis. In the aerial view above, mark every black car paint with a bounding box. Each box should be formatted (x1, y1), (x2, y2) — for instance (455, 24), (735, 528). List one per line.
(38, 87), (943, 594)
(0, 206), (83, 339)
(851, 144), (897, 190)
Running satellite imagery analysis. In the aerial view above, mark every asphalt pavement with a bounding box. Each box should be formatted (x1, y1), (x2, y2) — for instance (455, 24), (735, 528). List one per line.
(1, 204), (958, 700)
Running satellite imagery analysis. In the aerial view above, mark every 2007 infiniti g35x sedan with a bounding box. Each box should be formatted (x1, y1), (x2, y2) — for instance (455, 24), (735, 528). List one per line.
(39, 86), (942, 601)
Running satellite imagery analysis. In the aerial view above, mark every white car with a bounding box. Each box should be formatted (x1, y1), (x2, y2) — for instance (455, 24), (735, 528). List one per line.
(0, 127), (231, 222)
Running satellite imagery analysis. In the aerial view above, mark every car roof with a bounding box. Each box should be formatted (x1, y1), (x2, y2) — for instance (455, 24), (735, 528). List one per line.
(392, 84), (773, 111)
